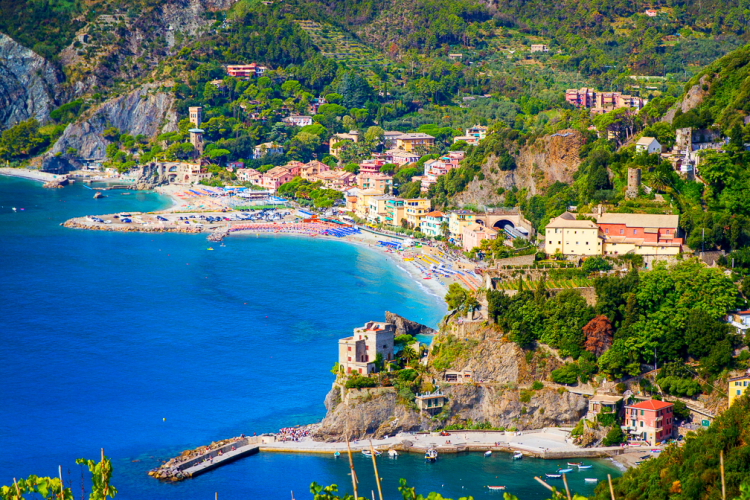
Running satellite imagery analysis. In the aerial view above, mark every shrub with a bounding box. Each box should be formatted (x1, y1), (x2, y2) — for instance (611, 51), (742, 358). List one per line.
(345, 376), (377, 389)
(602, 425), (626, 446)
(532, 381), (544, 390)
(520, 389), (534, 403)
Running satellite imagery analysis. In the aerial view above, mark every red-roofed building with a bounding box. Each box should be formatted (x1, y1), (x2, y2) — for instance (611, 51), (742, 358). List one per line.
(624, 400), (675, 445)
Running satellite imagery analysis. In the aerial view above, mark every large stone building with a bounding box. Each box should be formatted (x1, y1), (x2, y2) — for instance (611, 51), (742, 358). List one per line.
(338, 321), (395, 375)
(545, 213), (602, 256)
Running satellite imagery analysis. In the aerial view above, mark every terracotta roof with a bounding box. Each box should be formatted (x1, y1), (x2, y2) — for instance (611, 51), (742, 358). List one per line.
(627, 400), (673, 411)
(546, 216), (598, 229)
(424, 211), (445, 217)
(597, 213), (678, 228)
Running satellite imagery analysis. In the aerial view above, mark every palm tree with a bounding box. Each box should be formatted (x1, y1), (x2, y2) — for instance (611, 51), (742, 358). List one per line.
(402, 346), (418, 364)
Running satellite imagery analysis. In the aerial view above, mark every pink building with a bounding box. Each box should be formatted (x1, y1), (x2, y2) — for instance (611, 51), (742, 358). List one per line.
(597, 213), (682, 254)
(300, 161), (331, 180)
(359, 159), (387, 174)
(226, 63), (267, 78)
(462, 223), (498, 252)
(357, 172), (393, 193)
(261, 166), (296, 191)
(624, 400), (674, 445)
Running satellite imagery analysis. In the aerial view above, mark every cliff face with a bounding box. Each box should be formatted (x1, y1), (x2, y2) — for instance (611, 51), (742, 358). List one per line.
(43, 84), (177, 171)
(313, 321), (587, 441)
(60, 0), (239, 94)
(454, 129), (585, 207)
(0, 34), (68, 130)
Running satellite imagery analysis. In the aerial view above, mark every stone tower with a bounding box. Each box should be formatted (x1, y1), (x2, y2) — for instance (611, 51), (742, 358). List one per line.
(189, 128), (204, 155)
(626, 167), (641, 199)
(189, 106), (203, 127)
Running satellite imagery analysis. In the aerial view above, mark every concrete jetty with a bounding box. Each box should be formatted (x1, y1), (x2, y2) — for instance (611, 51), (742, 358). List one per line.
(149, 436), (260, 481)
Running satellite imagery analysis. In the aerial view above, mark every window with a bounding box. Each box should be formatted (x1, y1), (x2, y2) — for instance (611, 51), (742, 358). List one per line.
(348, 346), (351, 351)
(549, 241), (552, 244)
(620, 229), (624, 235)
(605, 228), (609, 234)
(640, 421), (644, 427)
(576, 241), (579, 245)
(348, 356), (351, 362)
(640, 410), (644, 416)
(633, 229), (637, 235)
(586, 242), (589, 245)
(739, 390), (743, 395)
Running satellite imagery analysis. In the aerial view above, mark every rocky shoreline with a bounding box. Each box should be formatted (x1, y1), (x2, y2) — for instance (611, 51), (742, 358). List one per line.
(63, 219), (204, 234)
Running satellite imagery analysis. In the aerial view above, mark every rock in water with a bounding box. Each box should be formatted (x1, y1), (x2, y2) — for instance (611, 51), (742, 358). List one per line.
(93, 191), (104, 199)
(385, 311), (436, 336)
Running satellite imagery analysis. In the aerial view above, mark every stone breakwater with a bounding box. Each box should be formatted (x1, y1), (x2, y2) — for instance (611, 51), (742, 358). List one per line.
(63, 219), (204, 234)
(149, 436), (252, 481)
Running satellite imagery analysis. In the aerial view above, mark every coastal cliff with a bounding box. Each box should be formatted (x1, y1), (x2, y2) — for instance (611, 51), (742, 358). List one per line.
(313, 318), (587, 441)
(453, 129), (585, 206)
(0, 34), (68, 130)
(43, 84), (177, 171)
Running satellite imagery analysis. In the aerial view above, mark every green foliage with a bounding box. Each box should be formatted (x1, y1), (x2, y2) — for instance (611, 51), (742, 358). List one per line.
(531, 381), (544, 391)
(430, 334), (479, 371)
(597, 393), (750, 500)
(581, 256), (612, 274)
(551, 363), (579, 385)
(0, 119), (61, 161)
(344, 375), (377, 389)
(602, 425), (625, 446)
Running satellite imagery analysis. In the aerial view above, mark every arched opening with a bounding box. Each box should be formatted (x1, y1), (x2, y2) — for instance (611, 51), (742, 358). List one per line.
(493, 219), (515, 230)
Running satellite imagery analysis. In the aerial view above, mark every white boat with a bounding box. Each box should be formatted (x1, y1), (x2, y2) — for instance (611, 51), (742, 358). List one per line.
(484, 450), (492, 457)
(487, 486), (506, 491)
(545, 474), (562, 479)
(513, 452), (523, 460)
(558, 468), (574, 474)
(425, 449), (438, 462)
(585, 478), (598, 483)
(388, 449), (398, 458)
(577, 465), (592, 469)
(362, 450), (382, 457)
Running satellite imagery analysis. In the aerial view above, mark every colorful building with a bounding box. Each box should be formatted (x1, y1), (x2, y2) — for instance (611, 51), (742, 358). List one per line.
(448, 210), (477, 242)
(453, 125), (488, 146)
(282, 115), (314, 127)
(394, 133), (435, 152)
(338, 321), (396, 375)
(544, 213), (603, 256)
(252, 142), (284, 159)
(462, 223), (498, 252)
(226, 63), (267, 78)
(420, 211), (446, 238)
(597, 213), (682, 256)
(405, 199), (431, 229)
(385, 198), (406, 227)
(565, 88), (647, 114)
(728, 371), (750, 406)
(624, 400), (675, 445)
(357, 172), (393, 193)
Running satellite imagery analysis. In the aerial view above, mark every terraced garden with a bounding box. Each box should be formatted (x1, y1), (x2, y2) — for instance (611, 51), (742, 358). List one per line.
(295, 20), (389, 69)
(494, 278), (595, 291)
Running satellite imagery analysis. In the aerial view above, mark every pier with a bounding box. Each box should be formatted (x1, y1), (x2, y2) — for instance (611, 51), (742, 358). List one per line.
(149, 436), (260, 481)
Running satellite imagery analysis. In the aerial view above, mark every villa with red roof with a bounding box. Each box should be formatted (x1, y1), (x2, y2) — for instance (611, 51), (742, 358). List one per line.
(624, 399), (675, 445)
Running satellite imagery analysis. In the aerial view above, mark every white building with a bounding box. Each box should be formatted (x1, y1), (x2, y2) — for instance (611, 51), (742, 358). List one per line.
(282, 115), (314, 127)
(252, 142), (284, 159)
(635, 137), (662, 154)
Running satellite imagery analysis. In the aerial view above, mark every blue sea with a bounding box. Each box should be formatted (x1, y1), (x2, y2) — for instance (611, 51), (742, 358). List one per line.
(0, 176), (620, 499)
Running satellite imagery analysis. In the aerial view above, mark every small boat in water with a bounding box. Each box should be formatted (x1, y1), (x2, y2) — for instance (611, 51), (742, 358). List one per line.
(584, 478), (598, 483)
(388, 449), (398, 458)
(558, 468), (574, 474)
(545, 474), (562, 479)
(487, 486), (506, 491)
(568, 462), (583, 467)
(362, 450), (382, 457)
(425, 449), (438, 462)
(513, 452), (523, 460)
(484, 451), (492, 457)
(333, 451), (341, 457)
(577, 465), (592, 469)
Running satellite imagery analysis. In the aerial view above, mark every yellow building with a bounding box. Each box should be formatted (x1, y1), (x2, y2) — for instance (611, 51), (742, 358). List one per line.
(545, 212), (603, 256)
(394, 133), (435, 152)
(355, 189), (385, 220)
(448, 210), (476, 242)
(404, 199), (431, 229)
(728, 371), (750, 406)
(368, 195), (400, 224)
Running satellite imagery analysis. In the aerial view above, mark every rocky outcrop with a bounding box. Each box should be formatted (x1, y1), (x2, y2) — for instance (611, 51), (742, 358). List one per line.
(60, 0), (239, 93)
(454, 129), (585, 207)
(386, 311), (437, 337)
(0, 34), (67, 130)
(314, 387), (430, 441)
(314, 320), (588, 442)
(663, 74), (712, 123)
(43, 84), (177, 171)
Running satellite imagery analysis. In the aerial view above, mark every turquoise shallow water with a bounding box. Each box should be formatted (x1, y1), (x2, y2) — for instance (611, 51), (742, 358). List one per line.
(0, 176), (619, 499)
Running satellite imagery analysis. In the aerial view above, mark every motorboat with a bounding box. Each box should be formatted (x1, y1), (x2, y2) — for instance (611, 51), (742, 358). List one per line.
(484, 451), (492, 457)
(512, 452), (523, 460)
(425, 449), (438, 462)
(584, 478), (598, 483)
(558, 468), (574, 474)
(487, 486), (506, 491)
(388, 449), (398, 458)
(577, 465), (592, 469)
(568, 462), (582, 466)
(333, 451), (340, 457)
(362, 450), (382, 457)
(545, 474), (562, 479)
